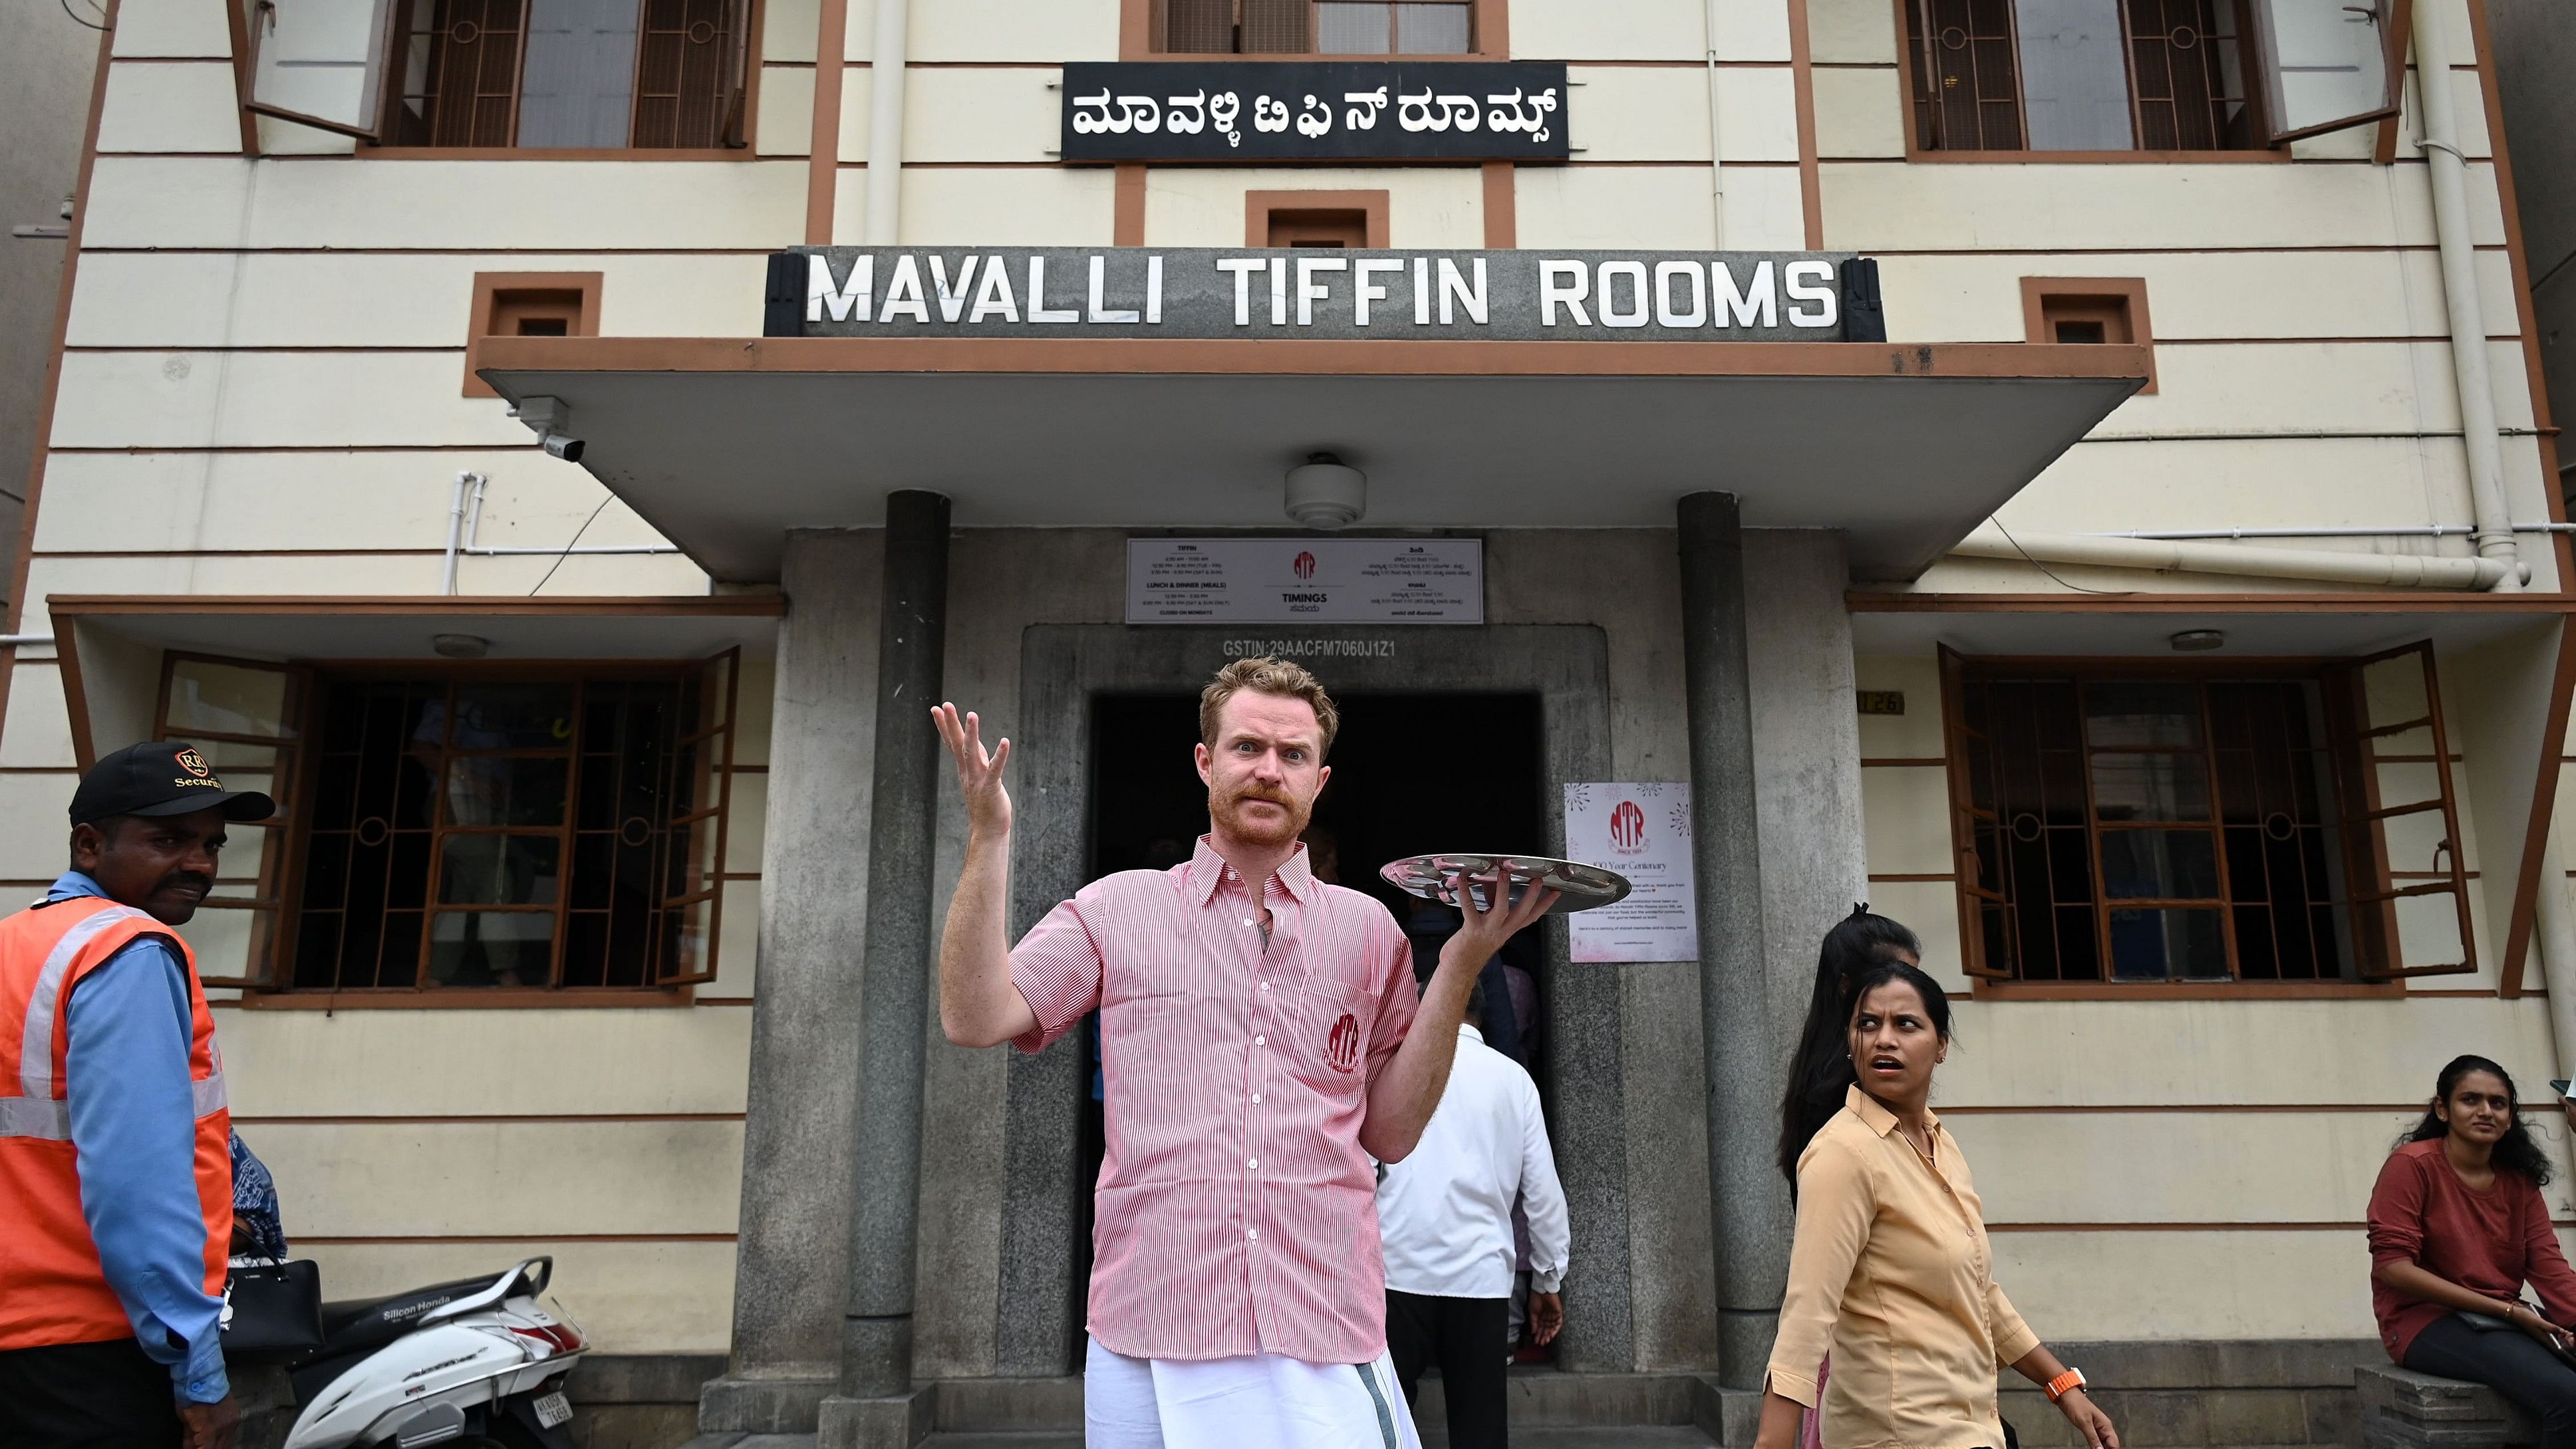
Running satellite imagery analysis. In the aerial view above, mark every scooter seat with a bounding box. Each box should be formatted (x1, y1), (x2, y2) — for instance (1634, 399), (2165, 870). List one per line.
(314, 1274), (500, 1357)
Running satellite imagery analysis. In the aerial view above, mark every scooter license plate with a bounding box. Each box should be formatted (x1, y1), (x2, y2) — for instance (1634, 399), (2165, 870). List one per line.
(532, 1392), (574, 1429)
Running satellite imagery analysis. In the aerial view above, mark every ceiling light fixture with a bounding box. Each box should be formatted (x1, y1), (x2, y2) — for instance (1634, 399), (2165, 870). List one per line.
(1284, 452), (1366, 530)
(2168, 629), (2225, 652)
(433, 633), (492, 659)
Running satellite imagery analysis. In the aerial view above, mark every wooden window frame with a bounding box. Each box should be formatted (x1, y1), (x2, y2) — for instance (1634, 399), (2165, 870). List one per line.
(241, 0), (764, 157)
(1127, 0), (1506, 59)
(1892, 0), (2294, 162)
(1246, 190), (1390, 247)
(154, 653), (311, 989)
(1936, 646), (2474, 994)
(194, 653), (739, 1007)
(2021, 277), (2156, 394)
(465, 272), (601, 398)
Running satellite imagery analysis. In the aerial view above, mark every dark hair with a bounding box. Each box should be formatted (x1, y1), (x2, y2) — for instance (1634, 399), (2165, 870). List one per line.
(1464, 974), (1488, 1028)
(1777, 905), (1926, 1187)
(2405, 1054), (2554, 1187)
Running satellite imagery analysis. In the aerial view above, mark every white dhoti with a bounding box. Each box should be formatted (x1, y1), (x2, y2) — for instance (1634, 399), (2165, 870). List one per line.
(1083, 1337), (1425, 1449)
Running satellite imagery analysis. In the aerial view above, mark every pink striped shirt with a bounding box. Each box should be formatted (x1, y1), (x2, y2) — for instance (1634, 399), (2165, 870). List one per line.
(1010, 837), (1419, 1365)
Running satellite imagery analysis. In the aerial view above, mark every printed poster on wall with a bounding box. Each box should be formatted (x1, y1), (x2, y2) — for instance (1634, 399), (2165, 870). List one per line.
(1563, 782), (1698, 964)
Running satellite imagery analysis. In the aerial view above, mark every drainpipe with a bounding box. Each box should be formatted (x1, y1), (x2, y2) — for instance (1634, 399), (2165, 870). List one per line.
(1703, 0), (1725, 244)
(863, 0), (910, 244)
(2410, 1), (2522, 591)
(2541, 839), (2576, 1081)
(441, 471), (485, 596)
(1951, 525), (2523, 589)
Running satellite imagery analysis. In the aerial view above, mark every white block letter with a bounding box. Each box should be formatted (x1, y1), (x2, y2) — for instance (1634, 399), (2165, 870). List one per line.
(1653, 260), (1706, 328)
(1784, 259), (1838, 329)
(1540, 260), (1591, 327)
(1712, 260), (1777, 329)
(1596, 261), (1647, 328)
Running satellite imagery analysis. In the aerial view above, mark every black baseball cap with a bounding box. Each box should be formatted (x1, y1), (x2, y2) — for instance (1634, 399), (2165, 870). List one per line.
(69, 740), (276, 826)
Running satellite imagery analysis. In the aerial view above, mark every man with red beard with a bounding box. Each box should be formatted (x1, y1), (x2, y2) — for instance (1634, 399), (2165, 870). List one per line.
(933, 656), (1554, 1449)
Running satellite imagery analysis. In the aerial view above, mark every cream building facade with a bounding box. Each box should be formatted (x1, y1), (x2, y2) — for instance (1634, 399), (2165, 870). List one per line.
(7, 0), (2573, 1442)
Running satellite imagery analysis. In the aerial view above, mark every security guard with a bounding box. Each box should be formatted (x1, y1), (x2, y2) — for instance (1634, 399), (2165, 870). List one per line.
(0, 741), (272, 1449)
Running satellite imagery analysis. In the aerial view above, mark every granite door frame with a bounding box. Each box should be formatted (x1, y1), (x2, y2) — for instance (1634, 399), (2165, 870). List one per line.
(992, 622), (1635, 1375)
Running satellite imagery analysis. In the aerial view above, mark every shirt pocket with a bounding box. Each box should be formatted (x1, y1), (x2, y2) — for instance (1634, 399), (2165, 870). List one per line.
(1280, 973), (1375, 1097)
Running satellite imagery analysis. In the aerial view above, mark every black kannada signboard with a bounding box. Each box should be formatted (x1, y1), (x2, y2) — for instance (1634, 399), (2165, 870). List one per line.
(767, 247), (1888, 343)
(1058, 61), (1570, 162)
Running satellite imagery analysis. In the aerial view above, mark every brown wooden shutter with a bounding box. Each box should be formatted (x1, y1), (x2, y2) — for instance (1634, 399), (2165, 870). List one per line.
(633, 0), (736, 147)
(2122, 0), (2236, 150)
(1939, 646), (2015, 979)
(1908, 0), (2025, 150)
(2322, 641), (2476, 980)
(653, 648), (740, 987)
(1162, 0), (1238, 51)
(1240, 0), (1311, 53)
(154, 653), (313, 989)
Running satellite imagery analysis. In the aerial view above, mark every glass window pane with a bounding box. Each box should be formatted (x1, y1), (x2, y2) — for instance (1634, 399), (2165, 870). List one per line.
(2255, 0), (2393, 137)
(2082, 682), (2202, 748)
(2089, 753), (2212, 821)
(1395, 2), (1471, 52)
(434, 684), (579, 751)
(2098, 828), (2221, 900)
(2013, 0), (2136, 150)
(1316, 2), (1391, 52)
(428, 910), (557, 987)
(440, 757), (570, 827)
(515, 0), (641, 146)
(167, 660), (293, 739)
(437, 835), (563, 906)
(2107, 906), (2228, 980)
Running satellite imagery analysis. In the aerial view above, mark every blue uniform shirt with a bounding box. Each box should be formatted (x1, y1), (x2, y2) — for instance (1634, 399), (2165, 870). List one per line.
(50, 870), (228, 1404)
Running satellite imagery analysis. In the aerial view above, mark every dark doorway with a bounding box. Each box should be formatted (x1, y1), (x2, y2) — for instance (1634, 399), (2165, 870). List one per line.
(1079, 690), (1554, 1349)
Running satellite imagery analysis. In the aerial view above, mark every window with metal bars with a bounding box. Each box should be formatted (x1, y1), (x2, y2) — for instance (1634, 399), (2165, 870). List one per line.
(1902, 0), (2263, 152)
(166, 656), (738, 995)
(1160, 0), (1474, 54)
(1939, 645), (2474, 984)
(380, 0), (749, 147)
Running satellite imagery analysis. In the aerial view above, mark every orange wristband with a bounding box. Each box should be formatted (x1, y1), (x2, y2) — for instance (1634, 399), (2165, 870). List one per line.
(2046, 1369), (2087, 1402)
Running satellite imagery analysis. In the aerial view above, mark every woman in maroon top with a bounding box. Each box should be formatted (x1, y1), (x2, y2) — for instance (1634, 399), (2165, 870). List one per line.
(2368, 1055), (2576, 1447)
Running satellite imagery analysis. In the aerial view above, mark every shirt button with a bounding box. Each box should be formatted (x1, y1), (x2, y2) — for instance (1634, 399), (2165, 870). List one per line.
(1251, 1093), (1262, 1105)
(1255, 1035), (1266, 1046)
(1247, 1228), (1259, 1241)
(1248, 1158), (1260, 1170)
(1244, 919), (1255, 927)
(1259, 982), (1270, 992)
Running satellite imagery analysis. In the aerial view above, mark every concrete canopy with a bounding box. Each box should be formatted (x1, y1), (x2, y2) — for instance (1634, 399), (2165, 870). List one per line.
(478, 334), (2149, 584)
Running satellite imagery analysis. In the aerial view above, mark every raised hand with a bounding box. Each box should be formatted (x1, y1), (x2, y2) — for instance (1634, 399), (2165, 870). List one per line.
(931, 703), (1013, 839)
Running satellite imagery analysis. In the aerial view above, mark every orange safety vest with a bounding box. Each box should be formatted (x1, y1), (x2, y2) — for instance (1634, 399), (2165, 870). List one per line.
(0, 894), (231, 1351)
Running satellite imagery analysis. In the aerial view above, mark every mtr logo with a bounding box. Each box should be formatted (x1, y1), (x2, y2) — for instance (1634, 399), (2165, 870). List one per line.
(1292, 551), (1318, 581)
(1610, 799), (1647, 853)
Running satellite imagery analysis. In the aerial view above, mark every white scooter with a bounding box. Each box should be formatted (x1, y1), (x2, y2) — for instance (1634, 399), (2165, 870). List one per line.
(273, 1257), (587, 1449)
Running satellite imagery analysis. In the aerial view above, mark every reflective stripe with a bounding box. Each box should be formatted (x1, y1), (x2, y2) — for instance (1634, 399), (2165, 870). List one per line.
(0, 1095), (71, 1140)
(17, 906), (146, 1101)
(193, 1071), (225, 1119)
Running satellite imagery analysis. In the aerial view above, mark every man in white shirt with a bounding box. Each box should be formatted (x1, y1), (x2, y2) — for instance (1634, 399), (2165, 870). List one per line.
(1375, 979), (1570, 1448)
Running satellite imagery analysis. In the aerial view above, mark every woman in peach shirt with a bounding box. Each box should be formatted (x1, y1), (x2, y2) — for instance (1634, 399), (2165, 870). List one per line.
(1751, 960), (2119, 1449)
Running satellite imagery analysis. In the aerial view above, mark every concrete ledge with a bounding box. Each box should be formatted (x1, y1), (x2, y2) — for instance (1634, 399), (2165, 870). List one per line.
(698, 1374), (837, 1434)
(932, 1377), (1085, 1432)
(817, 1387), (933, 1449)
(2356, 1364), (2540, 1449)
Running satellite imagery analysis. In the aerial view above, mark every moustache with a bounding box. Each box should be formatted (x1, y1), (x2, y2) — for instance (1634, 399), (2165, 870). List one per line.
(159, 872), (215, 896)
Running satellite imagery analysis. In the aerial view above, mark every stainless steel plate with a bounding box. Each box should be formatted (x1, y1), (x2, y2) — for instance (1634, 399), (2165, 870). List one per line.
(1378, 853), (1633, 916)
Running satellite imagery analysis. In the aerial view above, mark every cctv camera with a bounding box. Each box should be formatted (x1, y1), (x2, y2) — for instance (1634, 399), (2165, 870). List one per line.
(511, 395), (584, 461)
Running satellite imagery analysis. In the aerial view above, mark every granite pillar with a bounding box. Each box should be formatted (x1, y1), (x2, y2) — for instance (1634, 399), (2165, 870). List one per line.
(699, 529), (885, 1433)
(821, 490), (952, 1448)
(1675, 492), (1776, 1390)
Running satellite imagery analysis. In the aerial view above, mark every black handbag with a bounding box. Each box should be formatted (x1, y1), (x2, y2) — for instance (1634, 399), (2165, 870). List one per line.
(221, 1261), (323, 1361)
